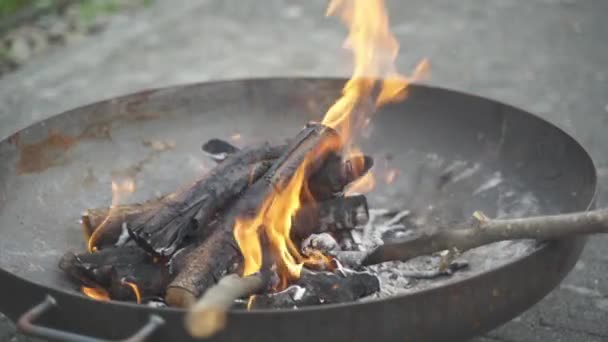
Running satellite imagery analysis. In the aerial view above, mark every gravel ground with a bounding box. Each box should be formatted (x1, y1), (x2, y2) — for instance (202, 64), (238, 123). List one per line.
(0, 0), (607, 341)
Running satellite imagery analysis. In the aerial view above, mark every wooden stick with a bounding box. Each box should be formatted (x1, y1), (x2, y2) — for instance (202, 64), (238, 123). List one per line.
(185, 273), (268, 338)
(362, 208), (608, 266)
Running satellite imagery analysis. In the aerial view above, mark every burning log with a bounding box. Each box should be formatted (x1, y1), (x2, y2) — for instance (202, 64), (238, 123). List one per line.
(362, 208), (608, 266)
(84, 143), (283, 253)
(201, 138), (374, 200)
(166, 123), (343, 307)
(307, 153), (374, 200)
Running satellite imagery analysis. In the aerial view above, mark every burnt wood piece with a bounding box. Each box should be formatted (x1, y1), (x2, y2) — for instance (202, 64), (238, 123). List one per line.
(84, 143), (284, 254)
(201, 138), (240, 161)
(108, 263), (170, 303)
(201, 139), (287, 164)
(166, 123), (342, 307)
(59, 245), (155, 289)
(82, 199), (161, 250)
(236, 269), (379, 310)
(201, 138), (373, 200)
(291, 195), (369, 240)
(307, 153), (374, 201)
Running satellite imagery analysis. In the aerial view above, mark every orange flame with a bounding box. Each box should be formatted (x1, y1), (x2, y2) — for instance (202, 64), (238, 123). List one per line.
(87, 178), (135, 252)
(81, 286), (110, 301)
(234, 0), (426, 289)
(235, 155), (330, 288)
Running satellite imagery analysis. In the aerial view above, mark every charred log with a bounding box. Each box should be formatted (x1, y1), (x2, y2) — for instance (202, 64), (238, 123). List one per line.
(59, 246), (152, 288)
(108, 263), (170, 302)
(202, 139), (287, 163)
(85, 143), (283, 255)
(166, 123), (342, 307)
(291, 195), (369, 240)
(307, 153), (374, 201)
(201, 138), (373, 200)
(129, 159), (273, 256)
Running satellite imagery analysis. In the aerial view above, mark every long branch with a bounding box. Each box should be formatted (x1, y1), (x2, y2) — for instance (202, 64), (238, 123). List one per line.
(362, 208), (608, 266)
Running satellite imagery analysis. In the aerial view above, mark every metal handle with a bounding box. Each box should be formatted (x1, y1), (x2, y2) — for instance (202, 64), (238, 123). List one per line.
(17, 295), (165, 342)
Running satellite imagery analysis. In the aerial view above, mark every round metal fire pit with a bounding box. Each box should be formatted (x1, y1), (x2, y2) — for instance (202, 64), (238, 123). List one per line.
(0, 78), (596, 342)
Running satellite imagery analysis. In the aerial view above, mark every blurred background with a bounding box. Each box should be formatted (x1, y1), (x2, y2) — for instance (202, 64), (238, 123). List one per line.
(0, 0), (607, 341)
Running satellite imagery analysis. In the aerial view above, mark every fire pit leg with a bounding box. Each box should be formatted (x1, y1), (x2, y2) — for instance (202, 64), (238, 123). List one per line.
(17, 295), (165, 342)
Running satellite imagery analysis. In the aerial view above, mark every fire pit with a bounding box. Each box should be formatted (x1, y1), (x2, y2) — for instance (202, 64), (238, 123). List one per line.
(0, 76), (596, 341)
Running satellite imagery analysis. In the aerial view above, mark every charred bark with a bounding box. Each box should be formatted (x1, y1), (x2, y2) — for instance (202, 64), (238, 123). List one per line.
(201, 138), (373, 200)
(202, 139), (287, 163)
(108, 263), (170, 302)
(59, 245), (161, 289)
(84, 143), (283, 254)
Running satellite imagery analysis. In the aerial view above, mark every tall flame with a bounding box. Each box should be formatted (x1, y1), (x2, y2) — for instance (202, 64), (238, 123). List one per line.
(235, 152), (330, 288)
(234, 0), (428, 289)
(87, 178), (135, 252)
(323, 0), (429, 141)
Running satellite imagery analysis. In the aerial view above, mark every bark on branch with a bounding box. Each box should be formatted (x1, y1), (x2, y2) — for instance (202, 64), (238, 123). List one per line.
(362, 208), (608, 266)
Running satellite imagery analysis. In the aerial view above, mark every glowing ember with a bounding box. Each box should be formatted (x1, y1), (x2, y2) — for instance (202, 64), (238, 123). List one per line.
(81, 286), (110, 301)
(246, 295), (256, 310)
(234, 0), (428, 290)
(87, 178), (135, 252)
(121, 280), (142, 304)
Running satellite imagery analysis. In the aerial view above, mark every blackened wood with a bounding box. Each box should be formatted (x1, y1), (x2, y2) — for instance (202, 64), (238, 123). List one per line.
(82, 199), (161, 250)
(201, 139), (288, 164)
(59, 246), (153, 289)
(307, 153), (374, 201)
(201, 138), (240, 161)
(166, 123), (342, 307)
(201, 137), (371, 200)
(291, 195), (369, 239)
(128, 159), (273, 256)
(238, 269), (379, 310)
(84, 143), (283, 254)
(108, 263), (170, 302)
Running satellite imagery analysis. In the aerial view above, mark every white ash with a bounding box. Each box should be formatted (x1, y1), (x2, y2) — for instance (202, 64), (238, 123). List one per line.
(302, 233), (340, 254)
(473, 172), (503, 195)
(345, 183), (539, 300)
(292, 285), (307, 301)
(114, 223), (131, 247)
